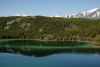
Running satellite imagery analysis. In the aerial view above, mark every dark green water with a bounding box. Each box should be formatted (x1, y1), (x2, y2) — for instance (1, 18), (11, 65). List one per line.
(0, 40), (100, 67)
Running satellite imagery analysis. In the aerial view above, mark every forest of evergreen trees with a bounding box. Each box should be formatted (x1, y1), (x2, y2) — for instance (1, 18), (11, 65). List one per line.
(0, 16), (100, 45)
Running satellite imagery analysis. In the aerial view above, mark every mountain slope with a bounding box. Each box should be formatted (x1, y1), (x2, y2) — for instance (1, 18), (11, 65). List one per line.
(0, 16), (100, 42)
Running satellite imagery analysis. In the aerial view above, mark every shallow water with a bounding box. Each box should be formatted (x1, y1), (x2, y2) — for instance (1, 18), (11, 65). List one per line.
(0, 40), (89, 47)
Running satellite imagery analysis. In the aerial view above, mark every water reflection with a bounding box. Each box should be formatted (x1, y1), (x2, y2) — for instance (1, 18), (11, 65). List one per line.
(0, 47), (100, 57)
(0, 40), (100, 57)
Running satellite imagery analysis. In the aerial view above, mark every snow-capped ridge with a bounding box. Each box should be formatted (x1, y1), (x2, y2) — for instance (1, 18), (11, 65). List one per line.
(15, 14), (27, 17)
(51, 15), (62, 17)
(85, 8), (99, 13)
(51, 8), (100, 19)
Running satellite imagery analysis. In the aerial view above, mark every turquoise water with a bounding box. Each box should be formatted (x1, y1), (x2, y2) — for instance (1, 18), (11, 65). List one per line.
(0, 40), (100, 67)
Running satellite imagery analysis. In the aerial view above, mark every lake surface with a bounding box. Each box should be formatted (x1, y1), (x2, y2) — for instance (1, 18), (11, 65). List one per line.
(0, 40), (100, 67)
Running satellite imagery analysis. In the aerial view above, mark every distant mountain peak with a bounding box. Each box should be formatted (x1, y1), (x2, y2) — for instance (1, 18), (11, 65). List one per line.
(51, 15), (62, 17)
(51, 8), (100, 19)
(15, 14), (27, 17)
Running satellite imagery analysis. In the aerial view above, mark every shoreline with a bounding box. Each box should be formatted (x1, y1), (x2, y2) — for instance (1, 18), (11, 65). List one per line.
(0, 39), (94, 44)
(0, 39), (100, 48)
(0, 39), (93, 42)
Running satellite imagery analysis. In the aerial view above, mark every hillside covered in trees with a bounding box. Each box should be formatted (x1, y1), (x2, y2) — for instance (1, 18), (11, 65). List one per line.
(0, 16), (100, 43)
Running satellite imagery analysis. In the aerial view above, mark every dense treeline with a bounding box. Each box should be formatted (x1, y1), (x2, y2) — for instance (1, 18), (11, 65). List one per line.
(0, 16), (100, 42)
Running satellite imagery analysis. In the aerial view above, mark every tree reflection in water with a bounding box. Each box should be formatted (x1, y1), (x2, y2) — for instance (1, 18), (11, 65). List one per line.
(0, 40), (100, 57)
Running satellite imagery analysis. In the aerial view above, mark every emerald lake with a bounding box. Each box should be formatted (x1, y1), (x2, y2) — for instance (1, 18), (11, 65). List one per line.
(0, 40), (100, 67)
